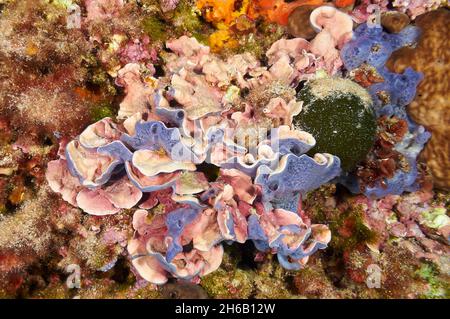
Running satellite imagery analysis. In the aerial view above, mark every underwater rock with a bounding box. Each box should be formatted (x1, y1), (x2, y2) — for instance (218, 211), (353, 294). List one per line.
(381, 11), (410, 33)
(200, 266), (255, 298)
(0, 0), (100, 138)
(293, 257), (345, 298)
(302, 184), (449, 299)
(160, 0), (181, 13)
(386, 9), (450, 189)
(160, 281), (209, 299)
(354, 188), (450, 260)
(85, 0), (124, 22)
(10, 0), (442, 298)
(294, 77), (377, 171)
(0, 190), (55, 294)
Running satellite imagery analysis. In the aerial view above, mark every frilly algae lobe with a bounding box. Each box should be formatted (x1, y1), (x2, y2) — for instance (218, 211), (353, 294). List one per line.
(294, 78), (377, 171)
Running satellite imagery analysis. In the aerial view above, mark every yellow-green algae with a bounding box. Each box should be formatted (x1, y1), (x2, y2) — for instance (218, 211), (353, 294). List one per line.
(201, 268), (254, 298)
(416, 263), (450, 299)
(90, 102), (116, 122)
(253, 256), (294, 299)
(141, 0), (210, 44)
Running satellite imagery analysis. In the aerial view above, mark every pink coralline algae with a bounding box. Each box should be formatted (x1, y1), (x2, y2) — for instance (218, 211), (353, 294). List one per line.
(115, 64), (156, 119)
(84, 0), (124, 22)
(392, 0), (444, 19)
(46, 35), (345, 283)
(351, 0), (389, 24)
(268, 6), (354, 77)
(354, 189), (449, 266)
(118, 37), (158, 67)
(351, 0), (444, 23)
(160, 0), (181, 13)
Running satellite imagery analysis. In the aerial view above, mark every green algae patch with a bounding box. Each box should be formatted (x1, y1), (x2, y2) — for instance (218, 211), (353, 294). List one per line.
(90, 103), (116, 122)
(141, 0), (210, 44)
(172, 0), (203, 34)
(329, 205), (378, 252)
(420, 207), (450, 229)
(253, 257), (294, 299)
(234, 23), (285, 60)
(142, 16), (167, 42)
(294, 78), (377, 171)
(201, 268), (254, 298)
(416, 263), (450, 299)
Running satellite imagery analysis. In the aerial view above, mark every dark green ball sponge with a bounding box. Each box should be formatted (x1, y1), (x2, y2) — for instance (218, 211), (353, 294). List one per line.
(294, 78), (377, 171)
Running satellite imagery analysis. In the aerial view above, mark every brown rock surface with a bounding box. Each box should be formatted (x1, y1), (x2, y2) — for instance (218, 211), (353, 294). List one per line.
(287, 5), (318, 40)
(386, 9), (450, 189)
(381, 11), (410, 33)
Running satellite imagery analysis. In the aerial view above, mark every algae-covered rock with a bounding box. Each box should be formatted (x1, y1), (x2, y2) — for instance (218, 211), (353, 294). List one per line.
(90, 102), (116, 122)
(253, 259), (294, 299)
(160, 282), (209, 299)
(201, 268), (254, 298)
(294, 78), (377, 171)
